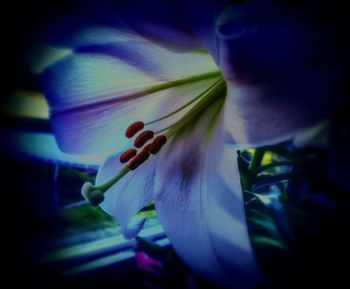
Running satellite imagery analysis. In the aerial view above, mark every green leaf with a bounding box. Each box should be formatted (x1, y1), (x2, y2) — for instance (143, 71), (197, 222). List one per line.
(249, 216), (280, 238)
(251, 172), (305, 192)
(250, 236), (288, 251)
(248, 148), (266, 171)
(253, 160), (302, 175)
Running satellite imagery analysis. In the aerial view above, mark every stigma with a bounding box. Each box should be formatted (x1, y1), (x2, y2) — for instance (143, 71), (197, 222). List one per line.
(81, 182), (104, 206)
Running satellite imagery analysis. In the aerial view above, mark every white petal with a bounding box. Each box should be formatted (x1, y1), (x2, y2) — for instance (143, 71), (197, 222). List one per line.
(44, 12), (140, 48)
(223, 81), (331, 147)
(43, 42), (219, 155)
(89, 0), (200, 51)
(153, 106), (262, 287)
(96, 153), (157, 239)
(124, 216), (147, 239)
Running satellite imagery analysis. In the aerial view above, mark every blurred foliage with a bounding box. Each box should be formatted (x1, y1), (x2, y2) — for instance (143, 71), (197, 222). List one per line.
(59, 170), (157, 236)
(58, 167), (96, 205)
(239, 128), (350, 289)
(62, 204), (116, 233)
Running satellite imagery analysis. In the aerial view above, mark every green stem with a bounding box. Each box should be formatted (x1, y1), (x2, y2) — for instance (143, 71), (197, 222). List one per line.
(154, 79), (224, 134)
(164, 78), (226, 138)
(145, 89), (207, 126)
(92, 166), (130, 193)
(142, 71), (221, 99)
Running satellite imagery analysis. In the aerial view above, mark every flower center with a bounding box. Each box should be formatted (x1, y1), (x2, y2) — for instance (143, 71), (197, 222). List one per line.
(82, 77), (226, 206)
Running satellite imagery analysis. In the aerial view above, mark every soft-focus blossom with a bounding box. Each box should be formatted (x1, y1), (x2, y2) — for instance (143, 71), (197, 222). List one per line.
(42, 0), (347, 287)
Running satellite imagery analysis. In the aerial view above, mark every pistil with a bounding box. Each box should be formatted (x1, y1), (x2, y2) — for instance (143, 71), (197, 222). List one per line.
(82, 166), (130, 206)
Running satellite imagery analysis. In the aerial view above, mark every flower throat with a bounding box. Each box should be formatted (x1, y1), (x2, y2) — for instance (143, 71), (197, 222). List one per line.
(82, 77), (226, 206)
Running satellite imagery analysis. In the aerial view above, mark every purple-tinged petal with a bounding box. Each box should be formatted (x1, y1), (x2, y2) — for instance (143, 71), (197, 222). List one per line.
(74, 41), (218, 81)
(43, 12), (138, 49)
(216, 2), (348, 146)
(177, 0), (231, 62)
(85, 0), (200, 51)
(153, 103), (262, 287)
(222, 81), (333, 147)
(43, 43), (219, 154)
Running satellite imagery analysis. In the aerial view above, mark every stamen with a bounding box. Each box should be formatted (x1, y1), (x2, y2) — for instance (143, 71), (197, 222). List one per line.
(134, 130), (154, 148)
(120, 148), (137, 163)
(144, 92), (205, 126)
(81, 76), (226, 209)
(150, 135), (167, 154)
(92, 166), (130, 193)
(158, 79), (226, 138)
(143, 78), (223, 130)
(128, 146), (151, 170)
(141, 143), (152, 153)
(125, 121), (144, 138)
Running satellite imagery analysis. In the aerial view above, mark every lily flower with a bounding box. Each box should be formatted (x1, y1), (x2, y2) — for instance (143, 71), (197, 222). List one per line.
(44, 38), (259, 286)
(42, 1), (346, 287)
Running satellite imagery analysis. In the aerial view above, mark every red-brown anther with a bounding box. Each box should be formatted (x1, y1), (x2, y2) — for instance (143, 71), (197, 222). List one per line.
(134, 130), (154, 148)
(128, 150), (150, 170)
(125, 121), (144, 138)
(141, 143), (152, 153)
(150, 135), (167, 154)
(119, 148), (137, 163)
